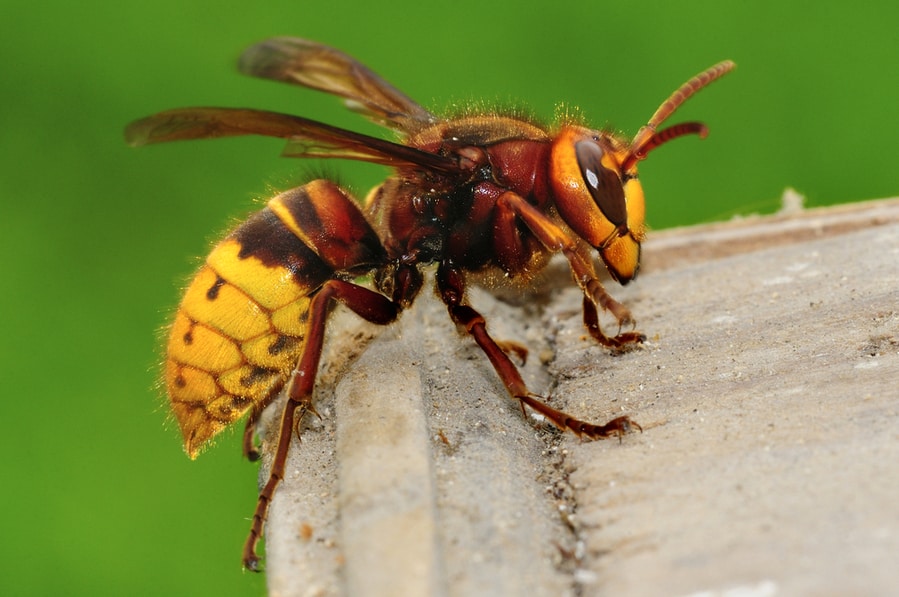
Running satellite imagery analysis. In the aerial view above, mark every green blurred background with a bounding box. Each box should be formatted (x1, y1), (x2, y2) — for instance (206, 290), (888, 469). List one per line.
(1, 0), (895, 595)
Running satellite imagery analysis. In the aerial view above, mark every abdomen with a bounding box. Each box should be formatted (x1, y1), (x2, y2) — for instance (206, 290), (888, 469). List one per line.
(164, 180), (386, 457)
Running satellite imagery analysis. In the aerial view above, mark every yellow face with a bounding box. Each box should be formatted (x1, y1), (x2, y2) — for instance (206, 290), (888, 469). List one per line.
(549, 125), (646, 284)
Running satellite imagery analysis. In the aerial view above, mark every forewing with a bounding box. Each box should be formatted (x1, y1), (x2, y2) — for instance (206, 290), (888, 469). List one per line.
(124, 107), (458, 172)
(238, 37), (436, 133)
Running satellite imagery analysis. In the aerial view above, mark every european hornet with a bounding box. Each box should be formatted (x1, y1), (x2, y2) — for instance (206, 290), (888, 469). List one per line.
(126, 37), (734, 570)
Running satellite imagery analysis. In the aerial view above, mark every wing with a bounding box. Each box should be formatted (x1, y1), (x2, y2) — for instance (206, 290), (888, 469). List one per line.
(124, 107), (459, 173)
(238, 37), (436, 133)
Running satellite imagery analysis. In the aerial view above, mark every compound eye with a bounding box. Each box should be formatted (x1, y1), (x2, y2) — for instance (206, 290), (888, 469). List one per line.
(575, 140), (627, 228)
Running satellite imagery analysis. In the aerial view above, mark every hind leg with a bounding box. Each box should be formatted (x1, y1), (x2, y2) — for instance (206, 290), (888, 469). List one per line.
(241, 279), (400, 571)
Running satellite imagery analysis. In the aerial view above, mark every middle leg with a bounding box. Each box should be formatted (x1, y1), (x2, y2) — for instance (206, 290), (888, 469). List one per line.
(436, 262), (639, 439)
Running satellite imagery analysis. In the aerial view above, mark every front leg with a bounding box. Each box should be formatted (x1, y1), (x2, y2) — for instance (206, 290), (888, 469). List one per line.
(436, 262), (639, 439)
(582, 294), (645, 349)
(494, 191), (644, 348)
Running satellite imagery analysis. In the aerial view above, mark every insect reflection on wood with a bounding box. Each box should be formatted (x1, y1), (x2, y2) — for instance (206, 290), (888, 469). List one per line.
(125, 37), (734, 570)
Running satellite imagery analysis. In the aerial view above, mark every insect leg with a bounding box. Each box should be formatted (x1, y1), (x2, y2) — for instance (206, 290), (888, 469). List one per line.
(436, 261), (639, 440)
(242, 399), (277, 462)
(495, 339), (529, 365)
(242, 279), (400, 571)
(495, 192), (644, 347)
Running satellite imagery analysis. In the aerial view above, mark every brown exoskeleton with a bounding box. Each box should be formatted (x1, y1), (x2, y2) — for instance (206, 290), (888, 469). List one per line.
(125, 37), (734, 570)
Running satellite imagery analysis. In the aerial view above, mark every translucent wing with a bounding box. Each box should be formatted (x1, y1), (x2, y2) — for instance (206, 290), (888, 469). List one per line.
(124, 107), (459, 173)
(238, 37), (436, 133)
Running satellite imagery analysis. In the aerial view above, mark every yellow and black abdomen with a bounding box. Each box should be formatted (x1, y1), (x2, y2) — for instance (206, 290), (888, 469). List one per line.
(165, 180), (387, 457)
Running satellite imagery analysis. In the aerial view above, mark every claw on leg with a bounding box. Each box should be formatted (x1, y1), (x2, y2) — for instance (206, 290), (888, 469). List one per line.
(518, 393), (642, 441)
(582, 295), (646, 348)
(496, 339), (529, 365)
